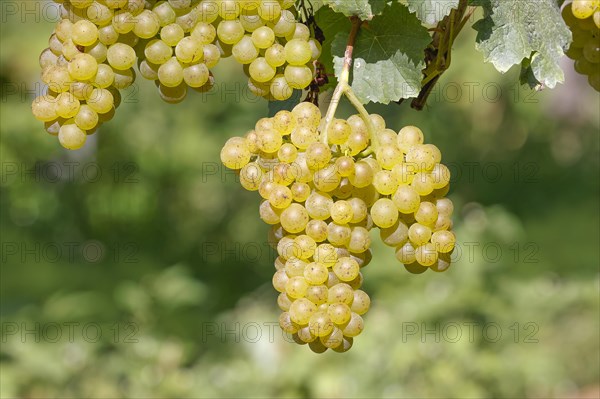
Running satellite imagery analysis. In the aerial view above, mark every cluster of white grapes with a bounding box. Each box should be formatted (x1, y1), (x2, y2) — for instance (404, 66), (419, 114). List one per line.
(220, 102), (456, 352)
(563, 1), (600, 91)
(32, 0), (319, 150)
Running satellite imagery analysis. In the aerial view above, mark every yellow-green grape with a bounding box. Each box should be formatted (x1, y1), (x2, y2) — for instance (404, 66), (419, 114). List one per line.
(252, 26), (275, 49)
(351, 290), (370, 315)
(327, 223), (351, 246)
(346, 198), (367, 224)
(594, 11), (600, 28)
(333, 257), (360, 282)
(175, 36), (204, 63)
(265, 43), (286, 67)
(572, 0), (597, 19)
(183, 63), (210, 88)
(406, 144), (436, 172)
(328, 303), (351, 326)
(289, 298), (317, 325)
(408, 223), (432, 247)
(431, 252), (452, 273)
(306, 285), (328, 307)
(145, 39), (173, 65)
(397, 125), (424, 152)
(191, 22), (216, 45)
(269, 185), (293, 209)
(106, 43), (136, 70)
(280, 203), (309, 233)
(258, 0), (282, 21)
(85, 41), (108, 63)
(270, 10), (297, 37)
(373, 170), (399, 195)
(436, 197), (454, 216)
(314, 244), (338, 268)
(278, 292), (292, 310)
(273, 110), (297, 135)
(394, 161), (417, 185)
(308, 312), (334, 337)
(412, 172), (434, 196)
(55, 92), (80, 119)
(415, 201), (438, 226)
(330, 200), (354, 225)
(305, 143), (331, 170)
(290, 183), (310, 203)
(308, 38), (322, 60)
(285, 258), (306, 277)
(272, 269), (289, 292)
(305, 191), (333, 220)
(87, 2), (113, 26)
(284, 65), (314, 89)
(39, 48), (58, 69)
(414, 243), (438, 267)
(278, 235), (298, 260)
(348, 226), (371, 253)
(161, 23), (184, 46)
(74, 105), (99, 130)
(58, 120), (87, 150)
(55, 19), (73, 41)
(112, 10), (135, 34)
(431, 230), (456, 253)
(202, 44), (221, 68)
(327, 283), (354, 305)
(380, 220), (409, 247)
(271, 74), (294, 100)
(86, 88), (114, 114)
(287, 22), (310, 41)
(392, 185), (421, 214)
(341, 313), (364, 337)
(405, 262), (428, 274)
(220, 137), (251, 169)
(347, 161), (372, 188)
(217, 19), (245, 44)
(294, 235), (316, 259)
(31, 95), (58, 122)
(346, 129), (370, 156)
(240, 162), (263, 191)
(112, 68), (135, 90)
(292, 102), (321, 129)
(376, 145), (404, 170)
(232, 35), (259, 64)
(278, 143), (298, 163)
(326, 119), (351, 145)
(249, 57), (276, 82)
(333, 158), (353, 180)
(377, 129), (397, 146)
(284, 39), (312, 66)
(257, 129), (283, 153)
(305, 219), (328, 242)
(279, 312), (300, 334)
(431, 163), (451, 189)
(133, 10), (160, 38)
(304, 262), (329, 285)
(370, 198), (399, 229)
(286, 276), (309, 299)
(71, 19), (98, 46)
(67, 53), (98, 80)
(396, 241), (417, 264)
(309, 338), (329, 353)
(314, 165), (342, 192)
(97, 24), (119, 45)
(158, 57), (184, 87)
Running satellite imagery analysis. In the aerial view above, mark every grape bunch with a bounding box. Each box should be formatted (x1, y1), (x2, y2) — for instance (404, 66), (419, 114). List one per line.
(220, 102), (456, 352)
(563, 1), (600, 91)
(32, 0), (320, 149)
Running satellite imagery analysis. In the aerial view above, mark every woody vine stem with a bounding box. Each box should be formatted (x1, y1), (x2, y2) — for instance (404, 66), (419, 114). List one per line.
(321, 16), (380, 151)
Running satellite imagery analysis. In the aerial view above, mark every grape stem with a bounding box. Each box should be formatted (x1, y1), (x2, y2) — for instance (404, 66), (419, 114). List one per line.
(321, 17), (380, 151)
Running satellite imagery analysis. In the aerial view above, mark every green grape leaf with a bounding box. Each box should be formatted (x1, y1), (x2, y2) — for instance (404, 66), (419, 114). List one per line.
(473, 0), (571, 89)
(268, 90), (302, 116)
(314, 6), (351, 91)
(406, 0), (460, 25)
(331, 2), (431, 104)
(321, 0), (387, 20)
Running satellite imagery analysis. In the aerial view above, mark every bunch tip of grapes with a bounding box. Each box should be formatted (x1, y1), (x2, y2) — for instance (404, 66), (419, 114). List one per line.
(563, 1), (600, 91)
(32, 0), (321, 150)
(220, 102), (456, 353)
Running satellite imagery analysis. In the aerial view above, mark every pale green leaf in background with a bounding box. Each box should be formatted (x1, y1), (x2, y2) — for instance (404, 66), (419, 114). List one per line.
(322, 0), (387, 20)
(406, 0), (460, 25)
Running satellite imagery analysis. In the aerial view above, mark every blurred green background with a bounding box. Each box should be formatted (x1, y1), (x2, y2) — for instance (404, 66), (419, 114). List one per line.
(1, 3), (599, 398)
